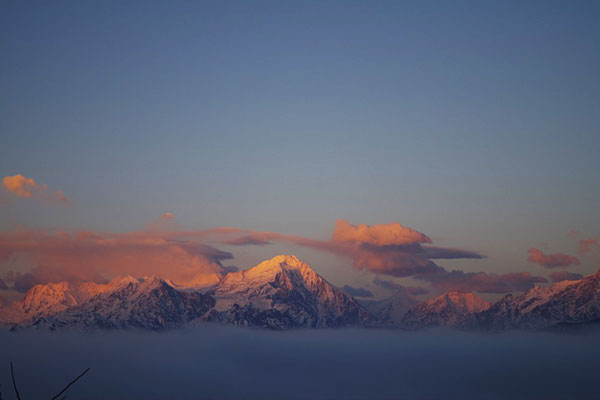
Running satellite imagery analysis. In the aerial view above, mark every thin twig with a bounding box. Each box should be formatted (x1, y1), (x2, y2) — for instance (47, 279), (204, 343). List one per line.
(50, 368), (90, 400)
(10, 362), (22, 400)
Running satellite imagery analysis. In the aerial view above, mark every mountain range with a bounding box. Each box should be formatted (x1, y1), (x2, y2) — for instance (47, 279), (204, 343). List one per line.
(1, 254), (599, 332)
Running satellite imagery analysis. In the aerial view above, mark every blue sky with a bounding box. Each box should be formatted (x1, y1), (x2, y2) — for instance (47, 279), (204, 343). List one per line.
(1, 1), (599, 297)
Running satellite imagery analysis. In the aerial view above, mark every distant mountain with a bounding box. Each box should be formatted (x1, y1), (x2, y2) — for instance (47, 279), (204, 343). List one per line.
(471, 271), (600, 331)
(362, 288), (420, 325)
(402, 291), (490, 329)
(10, 276), (214, 331)
(4, 256), (600, 332)
(206, 255), (374, 329)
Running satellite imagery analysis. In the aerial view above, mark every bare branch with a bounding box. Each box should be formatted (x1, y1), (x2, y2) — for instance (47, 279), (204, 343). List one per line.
(50, 368), (90, 400)
(10, 362), (22, 400)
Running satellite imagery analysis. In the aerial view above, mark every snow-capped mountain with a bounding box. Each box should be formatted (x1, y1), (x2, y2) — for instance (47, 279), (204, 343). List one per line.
(0, 280), (107, 324)
(10, 276), (215, 331)
(402, 291), (491, 329)
(471, 271), (600, 330)
(205, 255), (373, 329)
(362, 288), (420, 325)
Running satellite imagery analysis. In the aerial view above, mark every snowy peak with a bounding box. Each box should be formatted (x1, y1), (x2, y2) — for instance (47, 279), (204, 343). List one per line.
(209, 255), (373, 329)
(402, 291), (490, 329)
(363, 288), (420, 324)
(475, 269), (600, 330)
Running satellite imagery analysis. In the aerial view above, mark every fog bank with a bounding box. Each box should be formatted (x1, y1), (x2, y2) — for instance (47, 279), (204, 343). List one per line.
(0, 326), (598, 399)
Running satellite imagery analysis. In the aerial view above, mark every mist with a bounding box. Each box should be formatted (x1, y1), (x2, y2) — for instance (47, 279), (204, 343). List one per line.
(0, 326), (598, 400)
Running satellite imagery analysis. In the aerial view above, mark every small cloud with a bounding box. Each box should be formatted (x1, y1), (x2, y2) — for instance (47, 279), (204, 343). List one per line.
(2, 174), (70, 205)
(549, 271), (583, 283)
(372, 278), (428, 295)
(332, 219), (431, 246)
(159, 213), (174, 220)
(224, 234), (273, 246)
(406, 286), (429, 296)
(579, 237), (600, 254)
(527, 248), (580, 269)
(568, 229), (580, 238)
(373, 278), (403, 291)
(341, 285), (373, 298)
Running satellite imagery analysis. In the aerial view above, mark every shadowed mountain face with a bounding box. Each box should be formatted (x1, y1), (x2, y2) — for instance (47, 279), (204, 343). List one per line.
(361, 288), (420, 325)
(2, 255), (600, 332)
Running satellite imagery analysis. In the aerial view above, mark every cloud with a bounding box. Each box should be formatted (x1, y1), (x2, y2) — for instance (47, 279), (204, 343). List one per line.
(0, 278), (7, 290)
(406, 286), (429, 296)
(579, 237), (600, 254)
(224, 234), (273, 246)
(527, 248), (580, 269)
(549, 271), (583, 283)
(0, 229), (232, 292)
(220, 221), (483, 278)
(372, 278), (403, 291)
(159, 213), (174, 220)
(218, 221), (553, 293)
(372, 278), (428, 295)
(332, 220), (431, 246)
(341, 285), (373, 298)
(2, 174), (70, 205)
(568, 229), (580, 238)
(416, 269), (547, 293)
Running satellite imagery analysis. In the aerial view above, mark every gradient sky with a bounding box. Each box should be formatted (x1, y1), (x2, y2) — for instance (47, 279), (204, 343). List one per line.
(1, 1), (599, 299)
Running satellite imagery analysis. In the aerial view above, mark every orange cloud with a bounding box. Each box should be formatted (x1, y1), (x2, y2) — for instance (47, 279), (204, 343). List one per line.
(221, 221), (483, 280)
(2, 174), (70, 205)
(332, 219), (431, 246)
(527, 248), (580, 269)
(159, 213), (174, 220)
(0, 229), (232, 292)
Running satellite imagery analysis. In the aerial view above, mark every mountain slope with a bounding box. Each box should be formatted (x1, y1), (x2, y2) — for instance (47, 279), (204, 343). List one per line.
(363, 288), (419, 324)
(206, 255), (373, 329)
(12, 276), (215, 331)
(472, 272), (600, 330)
(402, 291), (490, 329)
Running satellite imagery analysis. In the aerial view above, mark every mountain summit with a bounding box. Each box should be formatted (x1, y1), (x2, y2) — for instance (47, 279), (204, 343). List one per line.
(207, 255), (374, 329)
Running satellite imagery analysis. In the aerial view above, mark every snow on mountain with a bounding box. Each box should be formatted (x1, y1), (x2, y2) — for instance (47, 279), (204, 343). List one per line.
(402, 291), (491, 329)
(0, 280), (109, 324)
(205, 255), (374, 329)
(362, 288), (420, 325)
(471, 272), (600, 330)
(10, 276), (215, 331)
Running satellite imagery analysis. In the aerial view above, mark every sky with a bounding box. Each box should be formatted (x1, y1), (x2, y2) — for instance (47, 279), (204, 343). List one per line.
(1, 1), (599, 301)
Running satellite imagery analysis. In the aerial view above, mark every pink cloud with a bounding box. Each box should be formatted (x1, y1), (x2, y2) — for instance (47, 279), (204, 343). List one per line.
(0, 229), (232, 292)
(159, 213), (174, 220)
(2, 174), (70, 205)
(527, 248), (580, 269)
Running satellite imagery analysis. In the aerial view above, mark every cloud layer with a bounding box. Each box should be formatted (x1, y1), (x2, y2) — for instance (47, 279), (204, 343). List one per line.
(527, 248), (580, 269)
(0, 229), (231, 292)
